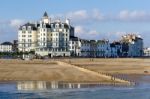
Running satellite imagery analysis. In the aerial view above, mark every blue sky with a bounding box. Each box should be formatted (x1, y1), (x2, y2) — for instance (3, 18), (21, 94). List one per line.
(0, 0), (150, 47)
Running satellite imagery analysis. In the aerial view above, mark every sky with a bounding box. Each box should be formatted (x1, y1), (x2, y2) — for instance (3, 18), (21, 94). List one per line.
(0, 0), (150, 47)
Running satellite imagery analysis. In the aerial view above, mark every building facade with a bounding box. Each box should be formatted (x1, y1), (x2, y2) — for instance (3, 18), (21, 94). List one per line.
(69, 36), (81, 56)
(80, 39), (111, 57)
(18, 23), (37, 52)
(97, 40), (111, 57)
(79, 34), (143, 58)
(144, 48), (150, 57)
(121, 34), (143, 57)
(110, 42), (122, 57)
(18, 12), (74, 57)
(0, 42), (13, 52)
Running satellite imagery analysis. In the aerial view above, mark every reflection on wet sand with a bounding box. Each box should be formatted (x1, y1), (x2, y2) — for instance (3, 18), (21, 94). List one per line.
(17, 81), (133, 91)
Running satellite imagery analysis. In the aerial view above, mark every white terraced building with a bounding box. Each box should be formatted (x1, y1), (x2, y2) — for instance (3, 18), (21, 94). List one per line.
(69, 36), (81, 56)
(144, 48), (150, 57)
(0, 42), (13, 52)
(80, 40), (111, 57)
(18, 12), (75, 57)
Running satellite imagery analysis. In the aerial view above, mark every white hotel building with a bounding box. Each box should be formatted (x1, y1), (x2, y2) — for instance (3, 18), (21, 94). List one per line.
(18, 12), (74, 57)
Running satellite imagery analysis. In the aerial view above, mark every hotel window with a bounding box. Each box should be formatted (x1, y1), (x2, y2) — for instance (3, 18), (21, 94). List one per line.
(28, 39), (31, 42)
(43, 43), (45, 46)
(62, 24), (64, 28)
(22, 31), (25, 33)
(43, 38), (46, 41)
(28, 35), (32, 37)
(22, 39), (25, 42)
(28, 30), (31, 33)
(43, 24), (46, 28)
(22, 35), (26, 37)
(51, 24), (53, 28)
(64, 29), (66, 32)
(65, 29), (68, 32)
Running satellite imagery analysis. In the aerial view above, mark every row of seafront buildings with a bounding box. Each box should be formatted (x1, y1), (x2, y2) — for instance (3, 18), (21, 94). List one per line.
(0, 12), (149, 57)
(70, 34), (143, 58)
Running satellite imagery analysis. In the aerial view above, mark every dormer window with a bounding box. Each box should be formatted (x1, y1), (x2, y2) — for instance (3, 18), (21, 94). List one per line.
(51, 24), (53, 28)
(59, 24), (62, 28)
(43, 24), (46, 28)
(28, 26), (31, 30)
(56, 24), (59, 28)
(62, 24), (64, 28)
(22, 26), (26, 30)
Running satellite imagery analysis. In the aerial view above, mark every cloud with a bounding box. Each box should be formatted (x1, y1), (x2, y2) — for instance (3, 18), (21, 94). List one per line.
(0, 19), (25, 42)
(49, 9), (150, 25)
(49, 9), (104, 25)
(10, 19), (25, 28)
(67, 10), (88, 20)
(75, 26), (100, 40)
(140, 31), (150, 47)
(118, 10), (150, 22)
(92, 9), (104, 21)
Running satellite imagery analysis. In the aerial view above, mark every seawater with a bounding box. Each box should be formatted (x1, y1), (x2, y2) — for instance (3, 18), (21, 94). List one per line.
(0, 81), (150, 99)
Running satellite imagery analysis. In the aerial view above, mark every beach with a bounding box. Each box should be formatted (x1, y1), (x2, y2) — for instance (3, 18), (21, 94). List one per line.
(0, 58), (149, 83)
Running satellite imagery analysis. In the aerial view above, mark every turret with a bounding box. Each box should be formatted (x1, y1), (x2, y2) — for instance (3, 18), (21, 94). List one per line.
(42, 12), (51, 24)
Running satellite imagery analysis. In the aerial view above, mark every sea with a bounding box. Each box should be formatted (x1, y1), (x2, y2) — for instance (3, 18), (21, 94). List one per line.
(0, 80), (150, 99)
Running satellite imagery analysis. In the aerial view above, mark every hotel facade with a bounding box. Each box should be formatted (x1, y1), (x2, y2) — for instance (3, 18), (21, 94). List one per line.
(18, 12), (74, 57)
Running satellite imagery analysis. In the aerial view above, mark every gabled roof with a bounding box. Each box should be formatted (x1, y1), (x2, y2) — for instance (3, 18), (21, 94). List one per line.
(19, 23), (37, 30)
(1, 42), (13, 45)
(70, 36), (80, 41)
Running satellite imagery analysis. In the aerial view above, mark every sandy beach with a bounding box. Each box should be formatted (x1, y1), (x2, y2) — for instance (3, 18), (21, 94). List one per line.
(68, 58), (150, 75)
(0, 58), (149, 83)
(0, 59), (114, 82)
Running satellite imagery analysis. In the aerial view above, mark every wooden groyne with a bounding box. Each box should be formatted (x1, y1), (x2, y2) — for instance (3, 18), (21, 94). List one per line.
(57, 61), (135, 86)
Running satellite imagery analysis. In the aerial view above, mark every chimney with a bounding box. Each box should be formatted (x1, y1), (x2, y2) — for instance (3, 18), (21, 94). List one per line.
(66, 19), (70, 25)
